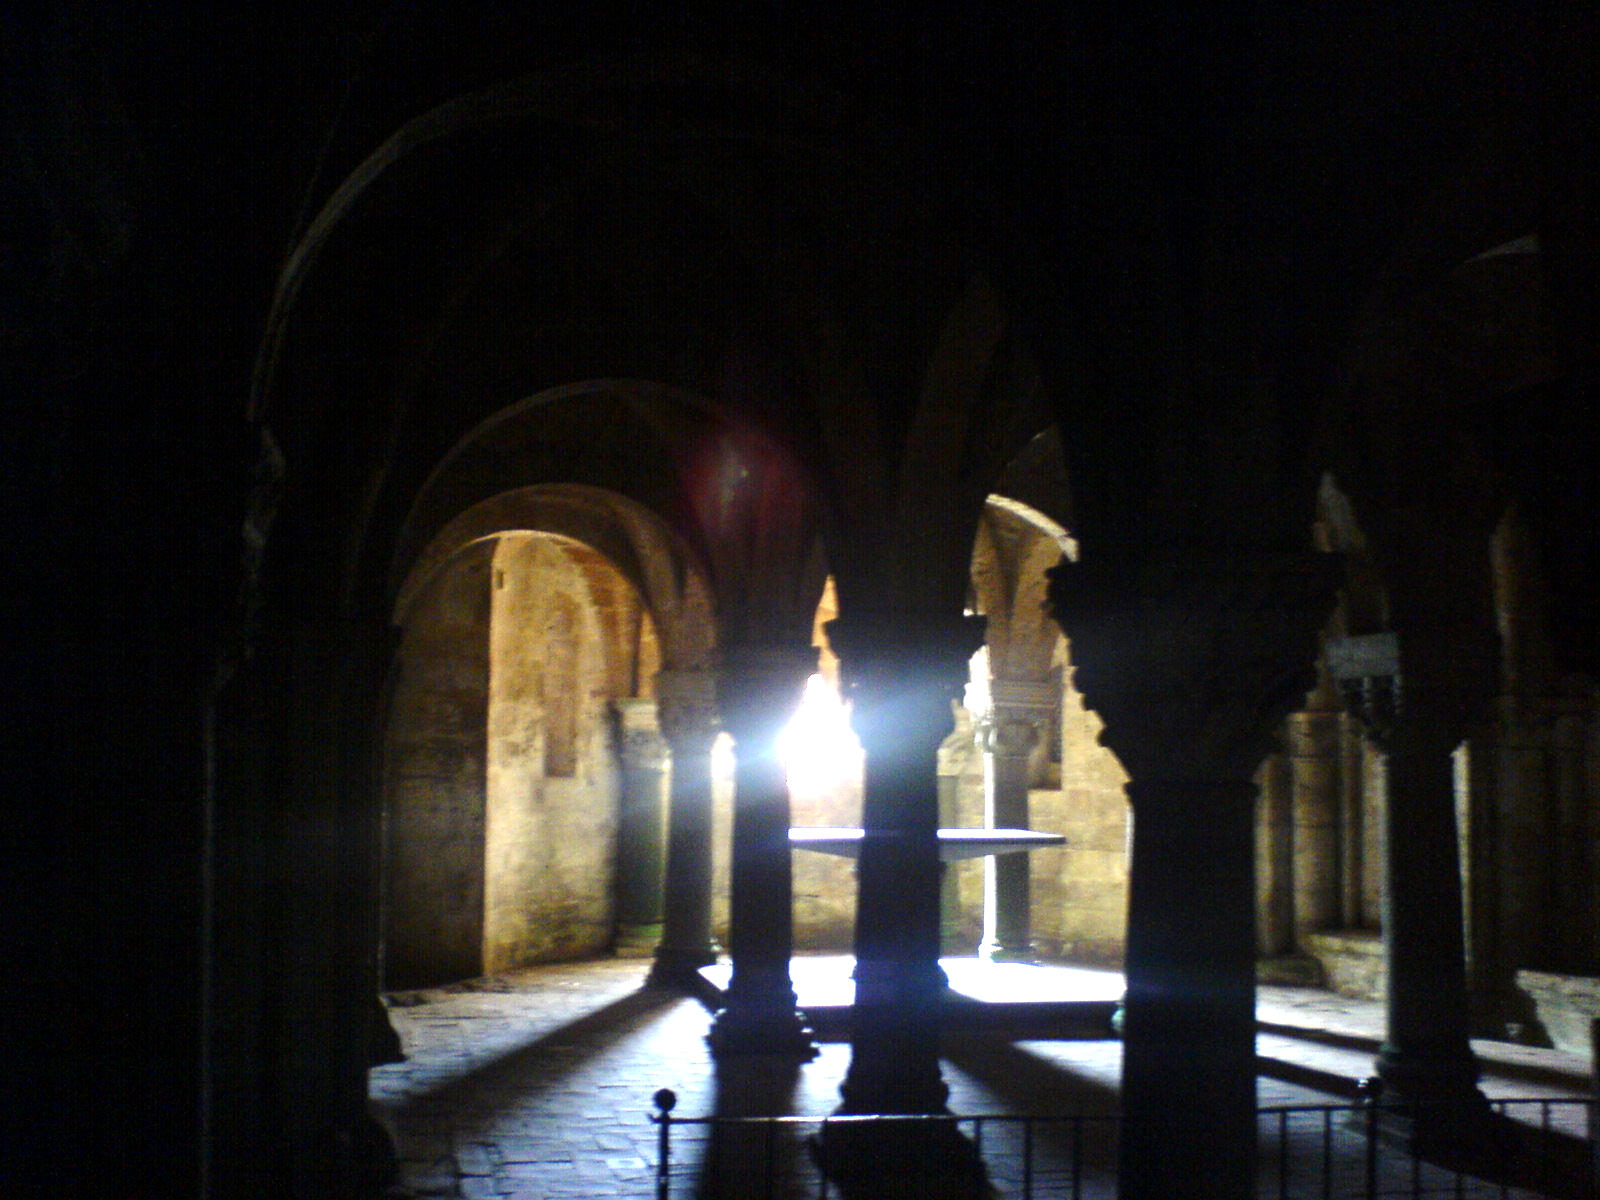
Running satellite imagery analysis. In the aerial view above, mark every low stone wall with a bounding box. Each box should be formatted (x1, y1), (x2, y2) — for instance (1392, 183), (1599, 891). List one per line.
(1303, 929), (1386, 1000)
(1516, 969), (1600, 1057)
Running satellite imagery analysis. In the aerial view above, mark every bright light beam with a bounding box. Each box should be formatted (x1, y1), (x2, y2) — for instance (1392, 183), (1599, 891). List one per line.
(777, 674), (862, 799)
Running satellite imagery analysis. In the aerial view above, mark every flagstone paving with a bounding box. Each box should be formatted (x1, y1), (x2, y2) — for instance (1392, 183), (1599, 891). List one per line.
(371, 956), (1594, 1199)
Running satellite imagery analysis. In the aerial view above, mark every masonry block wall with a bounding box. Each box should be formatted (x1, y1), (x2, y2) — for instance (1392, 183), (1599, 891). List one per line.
(1032, 671), (1131, 965)
(384, 542), (494, 988)
(385, 534), (625, 987)
(484, 535), (621, 970)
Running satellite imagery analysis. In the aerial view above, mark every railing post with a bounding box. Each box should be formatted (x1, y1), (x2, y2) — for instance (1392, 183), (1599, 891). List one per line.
(1322, 1107), (1333, 1200)
(1278, 1109), (1290, 1199)
(1022, 1117), (1033, 1200)
(653, 1088), (676, 1200)
(1361, 1081), (1379, 1198)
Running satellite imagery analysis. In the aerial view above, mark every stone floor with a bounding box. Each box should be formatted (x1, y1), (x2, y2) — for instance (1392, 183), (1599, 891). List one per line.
(371, 956), (1596, 1199)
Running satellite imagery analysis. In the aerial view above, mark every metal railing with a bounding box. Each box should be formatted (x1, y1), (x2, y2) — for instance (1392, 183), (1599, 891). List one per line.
(649, 1090), (1598, 1200)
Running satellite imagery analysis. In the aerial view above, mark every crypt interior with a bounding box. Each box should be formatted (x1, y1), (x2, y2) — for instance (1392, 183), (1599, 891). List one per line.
(8, 5), (1597, 1199)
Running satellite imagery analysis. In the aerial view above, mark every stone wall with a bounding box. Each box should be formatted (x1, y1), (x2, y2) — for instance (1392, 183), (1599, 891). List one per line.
(1031, 667), (1130, 966)
(385, 533), (633, 987)
(1303, 930), (1386, 1000)
(383, 542), (494, 988)
(484, 535), (620, 970)
(1516, 970), (1600, 1057)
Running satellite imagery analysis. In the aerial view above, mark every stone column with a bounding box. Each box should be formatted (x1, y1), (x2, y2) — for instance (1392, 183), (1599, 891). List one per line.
(829, 612), (988, 1111)
(613, 698), (669, 956)
(707, 642), (817, 1057)
(816, 611), (989, 1198)
(936, 707), (976, 952)
(1378, 707), (1484, 1111)
(1337, 712), (1368, 927)
(648, 669), (721, 988)
(1048, 553), (1338, 1200)
(977, 678), (1054, 963)
(1328, 633), (1488, 1121)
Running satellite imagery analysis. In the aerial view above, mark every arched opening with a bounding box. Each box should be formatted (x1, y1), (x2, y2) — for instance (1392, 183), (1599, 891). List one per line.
(381, 529), (663, 989)
(952, 493), (1131, 966)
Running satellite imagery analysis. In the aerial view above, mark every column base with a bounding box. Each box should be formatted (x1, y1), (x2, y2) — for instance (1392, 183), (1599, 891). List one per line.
(1367, 1050), (1496, 1155)
(978, 938), (1037, 965)
(1374, 1043), (1485, 1108)
(613, 922), (663, 958)
(811, 1118), (991, 1200)
(646, 943), (719, 991)
(707, 1002), (817, 1060)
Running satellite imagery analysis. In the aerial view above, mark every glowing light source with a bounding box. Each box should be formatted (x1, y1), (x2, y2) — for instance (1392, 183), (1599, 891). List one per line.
(777, 674), (863, 798)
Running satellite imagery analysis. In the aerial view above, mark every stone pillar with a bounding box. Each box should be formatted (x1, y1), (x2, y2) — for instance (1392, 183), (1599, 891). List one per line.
(829, 612), (987, 1115)
(648, 669), (721, 987)
(936, 708), (976, 953)
(1255, 747), (1294, 958)
(707, 642), (817, 1057)
(1328, 633), (1488, 1120)
(977, 678), (1054, 963)
(1122, 777), (1260, 1191)
(613, 699), (669, 956)
(1048, 553), (1337, 1200)
(1378, 707), (1484, 1110)
(1288, 706), (1343, 938)
(1337, 712), (1368, 927)
(814, 611), (990, 1200)
(1494, 696), (1553, 979)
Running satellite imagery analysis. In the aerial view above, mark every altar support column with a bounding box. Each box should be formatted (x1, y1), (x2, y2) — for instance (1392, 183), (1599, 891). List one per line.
(707, 642), (817, 1056)
(1049, 553), (1338, 1200)
(977, 679), (1054, 962)
(649, 669), (721, 987)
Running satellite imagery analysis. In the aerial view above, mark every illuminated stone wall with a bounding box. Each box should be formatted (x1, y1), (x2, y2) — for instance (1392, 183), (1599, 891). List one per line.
(483, 535), (622, 971)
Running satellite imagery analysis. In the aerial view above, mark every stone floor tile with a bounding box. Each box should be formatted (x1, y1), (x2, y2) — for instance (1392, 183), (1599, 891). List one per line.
(376, 955), (1595, 1200)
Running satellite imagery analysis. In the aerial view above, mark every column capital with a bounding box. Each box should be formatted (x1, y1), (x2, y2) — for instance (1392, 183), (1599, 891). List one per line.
(713, 641), (817, 745)
(974, 713), (1041, 759)
(1326, 628), (1496, 752)
(1047, 551), (1339, 783)
(978, 676), (1055, 760)
(614, 698), (669, 770)
(825, 612), (986, 753)
(654, 668), (720, 755)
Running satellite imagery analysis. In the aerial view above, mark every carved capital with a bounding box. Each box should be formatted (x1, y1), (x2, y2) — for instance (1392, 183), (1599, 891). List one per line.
(614, 698), (669, 770)
(1046, 551), (1339, 783)
(978, 677), (1056, 758)
(1326, 628), (1495, 752)
(654, 668), (721, 755)
(975, 714), (1042, 759)
(825, 612), (987, 756)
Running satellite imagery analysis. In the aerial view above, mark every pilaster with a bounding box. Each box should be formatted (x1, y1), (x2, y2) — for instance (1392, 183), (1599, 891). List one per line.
(613, 699), (669, 956)
(1288, 705), (1343, 939)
